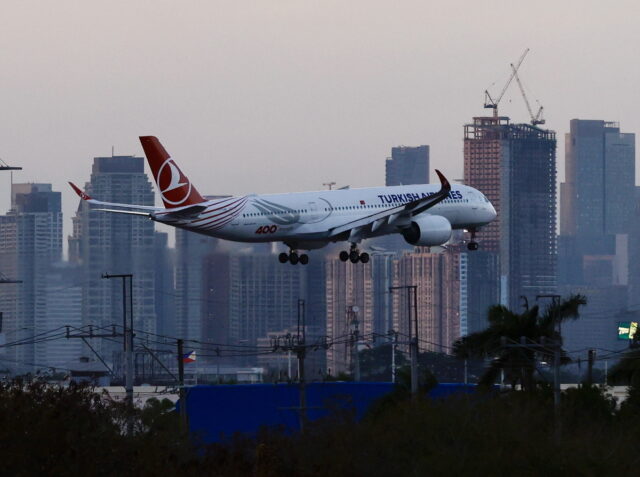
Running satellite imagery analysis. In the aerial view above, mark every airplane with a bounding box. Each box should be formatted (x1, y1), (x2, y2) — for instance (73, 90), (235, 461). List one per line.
(69, 136), (497, 265)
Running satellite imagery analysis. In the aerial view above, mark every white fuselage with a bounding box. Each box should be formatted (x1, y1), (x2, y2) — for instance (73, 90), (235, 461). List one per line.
(154, 183), (496, 249)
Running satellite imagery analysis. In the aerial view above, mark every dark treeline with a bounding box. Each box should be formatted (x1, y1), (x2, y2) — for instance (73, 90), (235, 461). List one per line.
(3, 379), (640, 476)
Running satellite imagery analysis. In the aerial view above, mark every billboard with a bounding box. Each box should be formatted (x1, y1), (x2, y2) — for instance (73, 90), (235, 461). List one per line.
(618, 321), (638, 340)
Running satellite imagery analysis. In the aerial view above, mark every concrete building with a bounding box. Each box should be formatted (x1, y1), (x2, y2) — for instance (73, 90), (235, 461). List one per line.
(464, 116), (557, 309)
(36, 263), (83, 370)
(154, 232), (175, 338)
(69, 156), (156, 362)
(201, 251), (306, 366)
(557, 120), (636, 352)
(561, 120), (635, 238)
(0, 183), (62, 373)
(325, 256), (376, 375)
(385, 145), (430, 186)
(393, 248), (461, 354)
(559, 120), (635, 287)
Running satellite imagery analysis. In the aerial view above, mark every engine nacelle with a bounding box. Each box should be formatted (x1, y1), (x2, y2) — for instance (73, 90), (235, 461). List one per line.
(402, 215), (452, 246)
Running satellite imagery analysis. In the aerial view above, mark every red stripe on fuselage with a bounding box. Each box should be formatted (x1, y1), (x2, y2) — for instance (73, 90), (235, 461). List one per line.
(190, 197), (248, 228)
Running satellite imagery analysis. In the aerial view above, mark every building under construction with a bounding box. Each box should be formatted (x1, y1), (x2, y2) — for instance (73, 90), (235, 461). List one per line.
(464, 115), (557, 309)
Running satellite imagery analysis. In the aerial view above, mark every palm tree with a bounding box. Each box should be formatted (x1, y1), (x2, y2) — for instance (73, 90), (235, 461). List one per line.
(453, 294), (587, 391)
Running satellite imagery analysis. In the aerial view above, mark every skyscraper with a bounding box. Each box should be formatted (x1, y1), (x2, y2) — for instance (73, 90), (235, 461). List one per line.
(393, 248), (461, 353)
(557, 120), (636, 351)
(201, 251), (307, 367)
(464, 116), (557, 309)
(174, 228), (219, 343)
(559, 120), (635, 287)
(385, 145), (429, 186)
(69, 156), (156, 361)
(0, 183), (62, 373)
(561, 120), (635, 238)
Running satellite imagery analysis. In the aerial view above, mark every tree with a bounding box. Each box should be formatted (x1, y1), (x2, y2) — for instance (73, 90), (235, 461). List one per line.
(453, 294), (586, 391)
(359, 343), (407, 381)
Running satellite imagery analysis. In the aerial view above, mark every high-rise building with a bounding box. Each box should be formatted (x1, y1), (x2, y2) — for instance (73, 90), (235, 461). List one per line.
(36, 263), (83, 369)
(154, 232), (175, 338)
(464, 116), (557, 309)
(201, 251), (307, 364)
(69, 156), (156, 361)
(385, 145), (430, 186)
(324, 251), (398, 375)
(557, 120), (636, 352)
(0, 183), (62, 373)
(175, 228), (219, 343)
(393, 248), (461, 354)
(561, 120), (635, 238)
(559, 120), (635, 287)
(325, 257), (376, 375)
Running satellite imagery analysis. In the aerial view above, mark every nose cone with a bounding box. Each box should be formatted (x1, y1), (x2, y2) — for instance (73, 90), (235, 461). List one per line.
(486, 202), (497, 223)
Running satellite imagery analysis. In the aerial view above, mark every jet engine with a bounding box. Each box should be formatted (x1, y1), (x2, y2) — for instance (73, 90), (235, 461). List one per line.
(401, 215), (452, 246)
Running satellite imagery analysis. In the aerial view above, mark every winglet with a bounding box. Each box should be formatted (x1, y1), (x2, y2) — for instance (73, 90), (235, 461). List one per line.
(68, 182), (92, 201)
(435, 169), (451, 192)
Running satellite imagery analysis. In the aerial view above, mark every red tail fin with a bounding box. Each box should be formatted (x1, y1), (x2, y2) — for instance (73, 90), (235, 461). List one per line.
(139, 136), (205, 208)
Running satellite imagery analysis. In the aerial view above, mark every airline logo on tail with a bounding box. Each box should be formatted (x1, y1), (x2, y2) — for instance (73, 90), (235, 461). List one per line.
(139, 136), (205, 208)
(158, 158), (192, 206)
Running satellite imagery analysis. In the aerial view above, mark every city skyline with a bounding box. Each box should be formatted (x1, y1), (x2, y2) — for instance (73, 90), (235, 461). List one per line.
(1, 2), (640, 244)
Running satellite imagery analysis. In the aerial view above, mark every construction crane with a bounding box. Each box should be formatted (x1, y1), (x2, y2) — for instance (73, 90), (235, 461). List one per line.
(484, 48), (530, 118)
(511, 62), (545, 126)
(0, 158), (21, 172)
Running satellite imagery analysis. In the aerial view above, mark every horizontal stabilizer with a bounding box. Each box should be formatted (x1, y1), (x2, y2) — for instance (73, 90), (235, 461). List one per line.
(93, 208), (151, 216)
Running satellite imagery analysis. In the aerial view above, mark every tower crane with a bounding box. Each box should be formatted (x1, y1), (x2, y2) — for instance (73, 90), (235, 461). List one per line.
(484, 48), (529, 118)
(0, 158), (21, 171)
(511, 62), (545, 125)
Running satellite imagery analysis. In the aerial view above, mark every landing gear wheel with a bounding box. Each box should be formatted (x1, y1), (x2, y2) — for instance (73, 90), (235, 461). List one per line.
(360, 252), (370, 264)
(467, 241), (479, 251)
(299, 254), (309, 265)
(339, 251), (349, 262)
(278, 252), (289, 263)
(289, 252), (299, 265)
(349, 250), (359, 262)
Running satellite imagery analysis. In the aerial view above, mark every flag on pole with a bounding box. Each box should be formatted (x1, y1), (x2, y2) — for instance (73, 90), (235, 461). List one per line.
(183, 350), (196, 363)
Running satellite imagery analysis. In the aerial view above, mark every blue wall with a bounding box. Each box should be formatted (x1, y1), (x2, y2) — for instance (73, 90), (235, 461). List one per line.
(184, 382), (478, 443)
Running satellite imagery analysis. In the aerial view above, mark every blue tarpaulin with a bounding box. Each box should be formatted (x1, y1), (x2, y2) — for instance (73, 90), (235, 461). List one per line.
(182, 382), (478, 443)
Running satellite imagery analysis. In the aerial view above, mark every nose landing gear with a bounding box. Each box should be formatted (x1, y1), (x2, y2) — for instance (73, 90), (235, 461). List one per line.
(467, 228), (479, 251)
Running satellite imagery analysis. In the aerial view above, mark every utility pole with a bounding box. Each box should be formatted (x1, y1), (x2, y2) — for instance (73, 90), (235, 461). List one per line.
(296, 299), (307, 433)
(102, 273), (134, 435)
(537, 294), (561, 443)
(352, 310), (360, 382)
(177, 338), (187, 429)
(390, 285), (419, 398)
(464, 358), (468, 385)
(389, 329), (397, 384)
(587, 349), (595, 386)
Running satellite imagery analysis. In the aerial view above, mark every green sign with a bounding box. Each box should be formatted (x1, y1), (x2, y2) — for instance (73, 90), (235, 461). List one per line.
(618, 321), (638, 340)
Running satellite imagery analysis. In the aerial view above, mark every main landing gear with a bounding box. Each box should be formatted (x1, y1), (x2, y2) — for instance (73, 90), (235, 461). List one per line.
(339, 244), (369, 264)
(467, 228), (479, 251)
(279, 250), (309, 265)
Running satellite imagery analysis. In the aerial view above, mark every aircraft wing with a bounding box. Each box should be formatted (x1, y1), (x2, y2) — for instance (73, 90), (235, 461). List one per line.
(327, 170), (452, 240)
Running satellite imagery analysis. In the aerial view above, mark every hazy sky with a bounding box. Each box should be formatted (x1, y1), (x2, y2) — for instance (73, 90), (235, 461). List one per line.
(1, 0), (639, 245)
